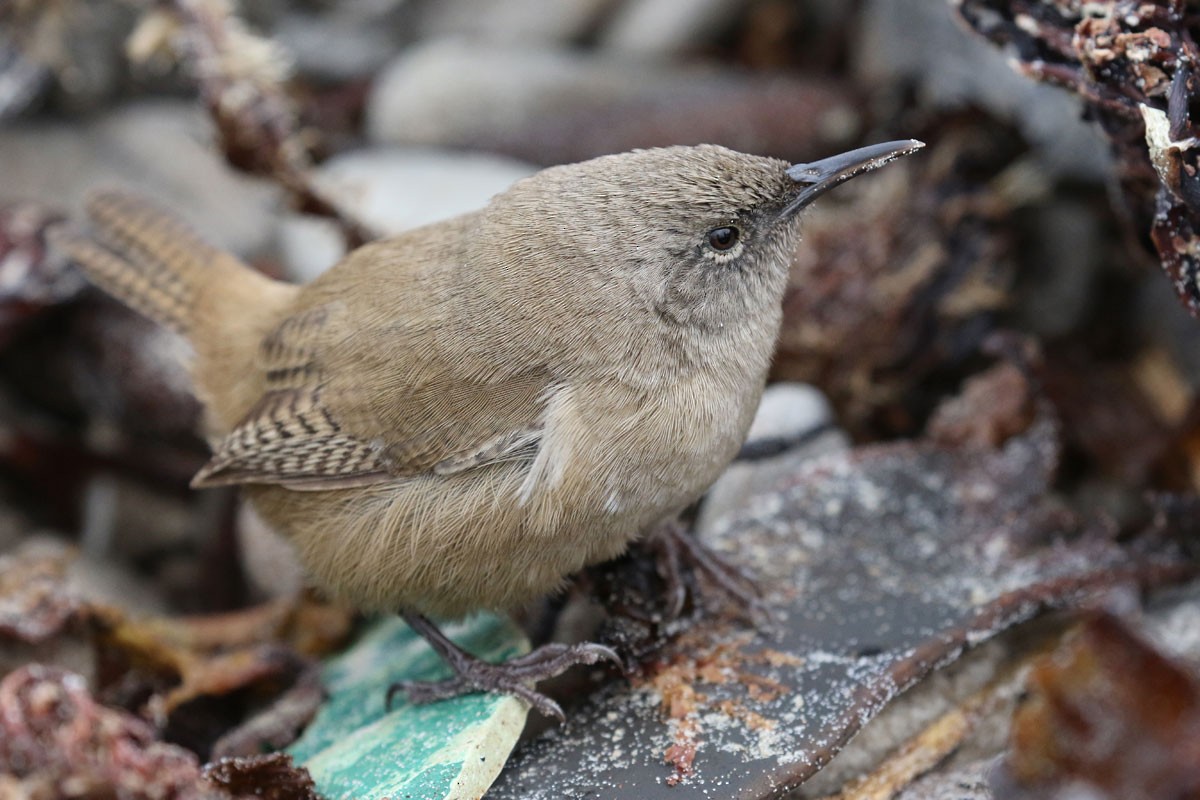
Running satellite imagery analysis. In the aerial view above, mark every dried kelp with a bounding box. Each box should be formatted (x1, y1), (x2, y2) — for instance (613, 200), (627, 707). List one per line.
(995, 613), (1200, 800)
(774, 120), (1020, 435)
(0, 664), (225, 799)
(953, 0), (1200, 318)
(130, 0), (372, 246)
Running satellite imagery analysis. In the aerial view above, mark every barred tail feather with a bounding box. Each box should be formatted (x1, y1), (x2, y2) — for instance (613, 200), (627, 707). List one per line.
(54, 190), (246, 336)
(53, 189), (304, 438)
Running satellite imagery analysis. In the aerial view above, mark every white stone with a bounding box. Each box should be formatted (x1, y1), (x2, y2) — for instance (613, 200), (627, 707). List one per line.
(281, 147), (536, 281)
(745, 383), (833, 443)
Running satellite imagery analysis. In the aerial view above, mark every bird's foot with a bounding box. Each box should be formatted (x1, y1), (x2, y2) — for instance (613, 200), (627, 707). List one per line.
(651, 520), (771, 625)
(386, 614), (623, 721)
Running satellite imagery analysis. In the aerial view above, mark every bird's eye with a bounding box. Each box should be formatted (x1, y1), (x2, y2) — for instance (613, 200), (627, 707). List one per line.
(706, 226), (739, 252)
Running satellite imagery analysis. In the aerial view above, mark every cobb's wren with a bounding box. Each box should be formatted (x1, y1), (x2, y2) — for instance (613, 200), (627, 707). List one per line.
(56, 140), (922, 718)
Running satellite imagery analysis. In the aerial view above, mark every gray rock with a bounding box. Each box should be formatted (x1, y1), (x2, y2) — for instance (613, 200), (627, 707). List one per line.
(48, 1), (137, 111)
(3, 0), (138, 113)
(277, 214), (348, 286)
(281, 147), (536, 281)
(273, 1), (405, 81)
(312, 147), (536, 235)
(67, 547), (171, 617)
(367, 40), (635, 149)
(409, 0), (610, 44)
(598, 0), (742, 56)
(0, 101), (281, 258)
(744, 382), (834, 442)
(366, 39), (859, 165)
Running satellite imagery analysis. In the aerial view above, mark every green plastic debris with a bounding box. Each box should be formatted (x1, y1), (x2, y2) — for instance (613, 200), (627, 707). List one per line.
(289, 614), (530, 800)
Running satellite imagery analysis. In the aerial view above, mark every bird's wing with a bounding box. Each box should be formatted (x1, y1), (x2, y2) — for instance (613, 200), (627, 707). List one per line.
(191, 297), (552, 491)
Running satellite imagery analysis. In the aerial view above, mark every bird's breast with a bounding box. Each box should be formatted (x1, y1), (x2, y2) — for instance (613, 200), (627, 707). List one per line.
(523, 369), (764, 542)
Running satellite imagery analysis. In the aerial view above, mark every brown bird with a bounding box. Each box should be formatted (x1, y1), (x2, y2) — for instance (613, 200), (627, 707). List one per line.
(55, 139), (922, 718)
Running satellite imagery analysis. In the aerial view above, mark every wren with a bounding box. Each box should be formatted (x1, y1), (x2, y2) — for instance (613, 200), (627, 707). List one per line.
(56, 139), (922, 718)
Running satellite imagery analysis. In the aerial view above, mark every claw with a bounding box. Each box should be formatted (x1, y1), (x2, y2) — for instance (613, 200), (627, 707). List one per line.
(384, 614), (623, 720)
(651, 520), (774, 626)
(394, 673), (567, 721)
(385, 681), (404, 711)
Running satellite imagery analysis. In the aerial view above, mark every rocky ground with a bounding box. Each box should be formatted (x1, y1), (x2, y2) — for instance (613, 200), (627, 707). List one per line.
(2, 1), (1200, 798)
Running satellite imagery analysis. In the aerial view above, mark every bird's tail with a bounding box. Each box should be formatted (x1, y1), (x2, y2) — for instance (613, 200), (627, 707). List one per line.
(53, 190), (286, 339)
(53, 190), (300, 433)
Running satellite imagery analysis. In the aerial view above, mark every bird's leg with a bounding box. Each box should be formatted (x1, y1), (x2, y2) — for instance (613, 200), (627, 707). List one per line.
(649, 519), (769, 624)
(386, 613), (623, 721)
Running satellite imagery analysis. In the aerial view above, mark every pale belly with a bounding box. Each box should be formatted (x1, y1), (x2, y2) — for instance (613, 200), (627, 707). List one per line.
(244, 377), (759, 619)
(244, 463), (646, 618)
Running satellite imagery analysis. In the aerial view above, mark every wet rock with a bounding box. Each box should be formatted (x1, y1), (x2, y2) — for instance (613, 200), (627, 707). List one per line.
(490, 400), (1191, 798)
(366, 39), (860, 166)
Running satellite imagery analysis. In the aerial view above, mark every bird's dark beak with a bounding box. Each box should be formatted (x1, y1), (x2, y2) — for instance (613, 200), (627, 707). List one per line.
(780, 139), (925, 218)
